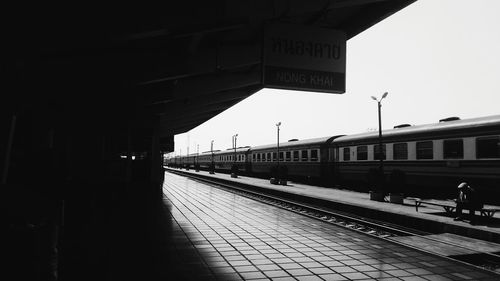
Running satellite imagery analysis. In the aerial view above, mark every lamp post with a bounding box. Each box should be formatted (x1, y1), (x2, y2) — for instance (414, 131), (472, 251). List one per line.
(371, 92), (388, 181)
(210, 140), (214, 174)
(196, 144), (199, 172)
(232, 134), (238, 165)
(231, 134), (238, 178)
(186, 144), (189, 171)
(276, 122), (281, 172)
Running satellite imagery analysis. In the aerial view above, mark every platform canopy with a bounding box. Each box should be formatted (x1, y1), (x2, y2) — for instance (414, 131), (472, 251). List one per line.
(3, 0), (416, 150)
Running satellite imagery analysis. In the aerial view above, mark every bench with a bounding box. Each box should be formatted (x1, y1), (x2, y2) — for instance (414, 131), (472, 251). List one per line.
(480, 208), (500, 218)
(414, 199), (500, 218)
(414, 199), (456, 214)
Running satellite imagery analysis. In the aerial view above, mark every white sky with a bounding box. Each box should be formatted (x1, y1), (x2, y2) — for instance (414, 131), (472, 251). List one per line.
(172, 0), (500, 156)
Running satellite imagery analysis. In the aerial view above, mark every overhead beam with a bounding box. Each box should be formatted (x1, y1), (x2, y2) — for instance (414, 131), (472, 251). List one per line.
(153, 84), (262, 115)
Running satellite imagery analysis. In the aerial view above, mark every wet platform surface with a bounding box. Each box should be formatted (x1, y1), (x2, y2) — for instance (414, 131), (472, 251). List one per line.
(165, 168), (500, 243)
(163, 172), (500, 280)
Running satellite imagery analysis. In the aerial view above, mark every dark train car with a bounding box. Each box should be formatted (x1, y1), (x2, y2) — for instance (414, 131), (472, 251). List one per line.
(332, 115), (500, 200)
(197, 151), (218, 170)
(166, 155), (183, 168)
(211, 147), (251, 173)
(182, 153), (198, 169)
(249, 137), (339, 183)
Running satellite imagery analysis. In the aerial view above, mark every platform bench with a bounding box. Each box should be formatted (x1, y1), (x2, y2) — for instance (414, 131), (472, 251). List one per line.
(414, 199), (456, 214)
(480, 208), (500, 218)
(415, 199), (500, 218)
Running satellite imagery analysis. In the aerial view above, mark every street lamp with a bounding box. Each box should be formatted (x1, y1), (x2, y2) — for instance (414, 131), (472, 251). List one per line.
(276, 122), (281, 172)
(371, 92), (388, 176)
(232, 134), (238, 178)
(196, 144), (199, 172)
(232, 134), (238, 165)
(186, 144), (190, 170)
(210, 140), (215, 174)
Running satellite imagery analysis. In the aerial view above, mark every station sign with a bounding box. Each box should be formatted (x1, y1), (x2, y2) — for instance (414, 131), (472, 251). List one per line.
(263, 23), (346, 93)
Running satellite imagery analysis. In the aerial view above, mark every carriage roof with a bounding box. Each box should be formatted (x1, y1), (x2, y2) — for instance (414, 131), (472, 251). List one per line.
(333, 115), (500, 145)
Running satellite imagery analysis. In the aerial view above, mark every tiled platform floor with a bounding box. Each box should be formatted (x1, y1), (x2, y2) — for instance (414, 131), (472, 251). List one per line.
(163, 172), (500, 280)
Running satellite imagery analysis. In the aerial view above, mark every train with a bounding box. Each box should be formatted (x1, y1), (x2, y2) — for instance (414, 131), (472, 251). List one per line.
(165, 115), (500, 202)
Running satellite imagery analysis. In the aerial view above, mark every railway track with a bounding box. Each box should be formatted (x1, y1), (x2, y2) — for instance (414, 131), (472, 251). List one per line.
(167, 169), (500, 273)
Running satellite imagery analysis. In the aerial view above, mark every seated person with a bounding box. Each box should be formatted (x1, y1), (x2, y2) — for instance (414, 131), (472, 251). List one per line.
(454, 182), (483, 223)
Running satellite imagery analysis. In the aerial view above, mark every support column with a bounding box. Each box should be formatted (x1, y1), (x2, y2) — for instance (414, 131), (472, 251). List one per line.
(150, 119), (162, 199)
(2, 113), (17, 184)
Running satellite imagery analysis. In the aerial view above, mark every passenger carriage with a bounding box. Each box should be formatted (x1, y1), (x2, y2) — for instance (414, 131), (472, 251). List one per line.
(249, 137), (340, 183)
(211, 147), (250, 173)
(332, 115), (500, 198)
(196, 151), (217, 170)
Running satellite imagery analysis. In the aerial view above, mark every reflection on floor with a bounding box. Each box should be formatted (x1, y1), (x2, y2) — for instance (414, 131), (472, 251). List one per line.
(163, 173), (499, 280)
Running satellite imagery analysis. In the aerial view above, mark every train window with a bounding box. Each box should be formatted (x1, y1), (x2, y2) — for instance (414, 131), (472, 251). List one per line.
(272, 152), (276, 161)
(301, 150), (308, 161)
(257, 154), (261, 161)
(357, 146), (368, 160)
(279, 152), (284, 161)
(285, 151), (291, 161)
(476, 136), (500, 158)
(416, 141), (433, 159)
(374, 144), (386, 160)
(293, 151), (299, 161)
(343, 147), (350, 161)
(310, 149), (318, 161)
(393, 143), (408, 160)
(443, 139), (464, 159)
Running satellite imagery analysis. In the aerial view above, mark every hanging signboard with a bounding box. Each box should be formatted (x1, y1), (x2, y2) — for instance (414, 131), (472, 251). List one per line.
(263, 23), (346, 93)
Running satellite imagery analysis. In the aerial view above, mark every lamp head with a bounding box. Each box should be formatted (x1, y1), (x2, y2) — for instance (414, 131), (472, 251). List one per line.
(382, 92), (388, 99)
(371, 96), (377, 101)
(276, 122), (281, 126)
